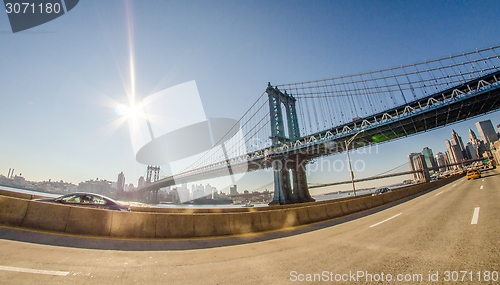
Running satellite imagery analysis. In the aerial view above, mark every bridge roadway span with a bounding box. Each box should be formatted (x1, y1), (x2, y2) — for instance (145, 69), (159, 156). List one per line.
(139, 71), (500, 193)
(0, 169), (499, 284)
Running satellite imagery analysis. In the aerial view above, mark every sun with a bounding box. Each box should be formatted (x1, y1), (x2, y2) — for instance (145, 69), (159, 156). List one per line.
(115, 103), (130, 116)
(104, 100), (148, 139)
(114, 102), (144, 118)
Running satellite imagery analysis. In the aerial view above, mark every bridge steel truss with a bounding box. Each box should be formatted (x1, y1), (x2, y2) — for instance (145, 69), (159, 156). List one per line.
(138, 70), (500, 199)
(137, 46), (500, 204)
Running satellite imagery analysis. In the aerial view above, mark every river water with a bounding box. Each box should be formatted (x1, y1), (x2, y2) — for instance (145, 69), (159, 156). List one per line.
(1, 185), (379, 209)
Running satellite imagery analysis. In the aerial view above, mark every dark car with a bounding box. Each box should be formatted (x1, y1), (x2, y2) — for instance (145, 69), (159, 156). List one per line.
(372, 187), (391, 196)
(35, 192), (130, 211)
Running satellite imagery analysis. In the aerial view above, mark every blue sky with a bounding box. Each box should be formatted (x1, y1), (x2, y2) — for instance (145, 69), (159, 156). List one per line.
(1, 0), (499, 194)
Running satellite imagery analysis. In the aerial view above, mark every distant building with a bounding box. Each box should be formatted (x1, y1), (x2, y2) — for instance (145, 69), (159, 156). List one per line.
(422, 147), (437, 170)
(192, 184), (206, 200)
(470, 139), (488, 158)
(408, 152), (430, 182)
(229, 185), (238, 195)
(476, 120), (498, 145)
(13, 174), (27, 186)
(469, 128), (479, 143)
(451, 130), (467, 159)
(138, 176), (145, 188)
(126, 183), (135, 192)
(204, 184), (218, 199)
(468, 128), (487, 158)
(495, 141), (500, 151)
(204, 183), (215, 198)
(465, 142), (478, 159)
(117, 172), (125, 193)
(445, 139), (464, 165)
(78, 179), (115, 198)
(465, 129), (486, 158)
(434, 152), (448, 172)
(443, 152), (451, 169)
(176, 184), (190, 203)
(494, 141), (500, 165)
(446, 129), (469, 166)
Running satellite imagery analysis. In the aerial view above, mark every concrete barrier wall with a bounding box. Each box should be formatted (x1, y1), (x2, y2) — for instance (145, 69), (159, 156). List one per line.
(0, 175), (462, 239)
(0, 196), (30, 226)
(193, 213), (232, 237)
(21, 200), (71, 232)
(0, 189), (51, 200)
(325, 202), (344, 219)
(110, 211), (157, 238)
(66, 207), (112, 236)
(156, 213), (194, 238)
(0, 189), (34, 200)
(259, 209), (290, 232)
(345, 198), (368, 214)
(305, 204), (329, 223)
(228, 211), (262, 235)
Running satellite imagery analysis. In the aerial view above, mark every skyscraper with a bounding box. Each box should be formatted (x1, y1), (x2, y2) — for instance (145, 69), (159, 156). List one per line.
(117, 172), (125, 193)
(451, 130), (467, 159)
(465, 142), (478, 159)
(138, 176), (145, 188)
(443, 152), (451, 168)
(229, 185), (238, 195)
(476, 120), (498, 145)
(469, 128), (478, 142)
(434, 152), (448, 172)
(422, 147), (437, 170)
(446, 139), (464, 166)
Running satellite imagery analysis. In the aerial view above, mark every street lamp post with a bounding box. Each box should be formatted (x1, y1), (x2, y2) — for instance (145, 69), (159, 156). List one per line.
(345, 129), (365, 197)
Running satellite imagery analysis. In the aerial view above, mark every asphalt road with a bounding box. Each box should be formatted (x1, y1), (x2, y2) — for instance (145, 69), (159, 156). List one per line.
(0, 169), (499, 285)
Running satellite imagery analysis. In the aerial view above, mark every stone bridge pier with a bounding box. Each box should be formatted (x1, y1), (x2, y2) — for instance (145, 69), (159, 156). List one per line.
(269, 154), (315, 205)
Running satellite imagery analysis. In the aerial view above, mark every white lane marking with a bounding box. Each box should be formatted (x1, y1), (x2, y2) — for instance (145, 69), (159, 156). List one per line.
(370, 213), (402, 228)
(452, 183), (457, 187)
(480, 185), (483, 190)
(481, 179), (485, 182)
(0, 265), (69, 276)
(435, 191), (444, 196)
(471, 207), (480, 225)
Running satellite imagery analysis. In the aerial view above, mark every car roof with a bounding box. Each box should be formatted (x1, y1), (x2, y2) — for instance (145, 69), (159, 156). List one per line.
(62, 192), (116, 201)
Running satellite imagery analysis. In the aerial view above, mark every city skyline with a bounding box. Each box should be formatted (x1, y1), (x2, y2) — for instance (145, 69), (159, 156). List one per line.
(2, 115), (499, 196)
(1, 1), (500, 195)
(407, 118), (498, 181)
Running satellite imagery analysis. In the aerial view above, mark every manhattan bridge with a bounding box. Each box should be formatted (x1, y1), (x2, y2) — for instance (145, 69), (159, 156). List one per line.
(138, 45), (500, 205)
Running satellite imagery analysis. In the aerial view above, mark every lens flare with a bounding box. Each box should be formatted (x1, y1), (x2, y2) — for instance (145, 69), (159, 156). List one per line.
(115, 104), (129, 116)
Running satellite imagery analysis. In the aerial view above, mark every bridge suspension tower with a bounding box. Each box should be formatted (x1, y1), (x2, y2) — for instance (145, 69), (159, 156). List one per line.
(146, 165), (161, 204)
(267, 83), (314, 205)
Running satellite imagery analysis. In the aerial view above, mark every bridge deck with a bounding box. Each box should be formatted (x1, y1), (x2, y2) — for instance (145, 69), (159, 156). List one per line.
(139, 71), (500, 193)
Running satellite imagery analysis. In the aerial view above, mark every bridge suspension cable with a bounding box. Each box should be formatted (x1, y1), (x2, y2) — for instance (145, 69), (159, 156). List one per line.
(157, 45), (500, 182)
(274, 45), (500, 138)
(178, 90), (272, 173)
